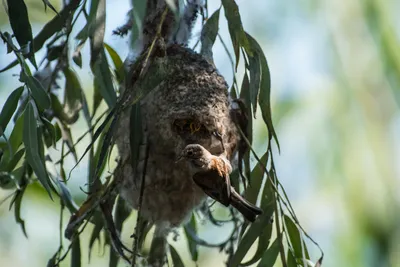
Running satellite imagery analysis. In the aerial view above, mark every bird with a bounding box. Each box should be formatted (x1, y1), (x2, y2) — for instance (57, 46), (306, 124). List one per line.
(177, 144), (263, 222)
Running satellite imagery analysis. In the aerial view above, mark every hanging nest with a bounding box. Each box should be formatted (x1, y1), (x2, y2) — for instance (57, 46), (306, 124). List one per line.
(114, 44), (240, 231)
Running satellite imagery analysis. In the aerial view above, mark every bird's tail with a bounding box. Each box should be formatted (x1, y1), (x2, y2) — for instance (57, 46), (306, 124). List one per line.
(230, 190), (263, 222)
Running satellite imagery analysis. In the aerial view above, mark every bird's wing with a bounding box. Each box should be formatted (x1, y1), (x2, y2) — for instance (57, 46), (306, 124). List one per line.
(193, 170), (231, 207)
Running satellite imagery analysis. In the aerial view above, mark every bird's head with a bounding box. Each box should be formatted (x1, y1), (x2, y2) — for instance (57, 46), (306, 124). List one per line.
(176, 144), (208, 162)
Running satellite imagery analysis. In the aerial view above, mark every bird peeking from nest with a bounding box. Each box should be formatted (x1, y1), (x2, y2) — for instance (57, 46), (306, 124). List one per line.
(177, 144), (263, 222)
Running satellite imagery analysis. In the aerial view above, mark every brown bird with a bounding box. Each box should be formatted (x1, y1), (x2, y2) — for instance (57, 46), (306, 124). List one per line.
(177, 144), (263, 222)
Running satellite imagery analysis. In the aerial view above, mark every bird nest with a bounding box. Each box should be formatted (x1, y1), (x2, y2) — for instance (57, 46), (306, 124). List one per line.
(115, 44), (239, 230)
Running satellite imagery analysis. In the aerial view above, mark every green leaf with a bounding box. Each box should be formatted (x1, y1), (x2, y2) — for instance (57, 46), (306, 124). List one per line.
(245, 150), (268, 204)
(23, 101), (52, 199)
(0, 0), (82, 73)
(0, 112), (25, 170)
(246, 33), (280, 150)
(6, 0), (36, 68)
(92, 49), (117, 108)
(248, 53), (261, 116)
(90, 0), (106, 61)
(131, 0), (147, 44)
(6, 148), (25, 172)
(0, 171), (16, 189)
(200, 8), (220, 60)
(239, 73), (252, 183)
(257, 238), (280, 267)
(169, 244), (184, 267)
(241, 178), (274, 266)
(287, 248), (298, 267)
(11, 188), (28, 237)
(230, 205), (274, 267)
(221, 0), (251, 69)
(110, 197), (131, 267)
(104, 43), (125, 83)
(284, 215), (309, 262)
(42, 0), (58, 14)
(0, 86), (24, 132)
(71, 236), (81, 267)
(63, 68), (83, 119)
(184, 214), (198, 261)
(24, 76), (51, 110)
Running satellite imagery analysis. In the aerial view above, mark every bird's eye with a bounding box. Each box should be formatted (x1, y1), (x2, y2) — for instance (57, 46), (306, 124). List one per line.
(187, 151), (193, 156)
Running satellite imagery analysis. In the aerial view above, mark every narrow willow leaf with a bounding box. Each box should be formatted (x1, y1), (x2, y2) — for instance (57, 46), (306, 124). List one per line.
(229, 206), (274, 267)
(241, 179), (275, 266)
(23, 102), (52, 199)
(6, 148), (25, 172)
(42, 0), (58, 14)
(92, 49), (117, 108)
(42, 118), (57, 148)
(200, 8), (220, 61)
(51, 93), (77, 124)
(11, 188), (28, 237)
(104, 43), (125, 83)
(25, 76), (51, 110)
(245, 150), (268, 204)
(221, 0), (251, 69)
(0, 0), (82, 73)
(6, 0), (36, 68)
(184, 214), (198, 261)
(90, 0), (106, 61)
(131, 0), (147, 44)
(287, 248), (297, 267)
(169, 244), (185, 267)
(0, 171), (16, 189)
(63, 68), (83, 119)
(109, 197), (131, 267)
(246, 33), (280, 150)
(239, 73), (252, 183)
(248, 53), (261, 116)
(88, 215), (104, 259)
(257, 238), (280, 267)
(284, 215), (308, 262)
(0, 86), (24, 131)
(71, 236), (82, 267)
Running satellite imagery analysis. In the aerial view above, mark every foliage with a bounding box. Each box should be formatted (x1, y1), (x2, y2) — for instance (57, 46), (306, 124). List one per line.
(0, 0), (323, 266)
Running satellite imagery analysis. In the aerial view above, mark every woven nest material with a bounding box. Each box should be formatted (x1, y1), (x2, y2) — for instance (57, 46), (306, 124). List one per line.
(115, 44), (239, 230)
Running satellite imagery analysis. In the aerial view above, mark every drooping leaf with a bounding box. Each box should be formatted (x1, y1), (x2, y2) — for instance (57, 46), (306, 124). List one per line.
(200, 8), (220, 61)
(245, 150), (268, 204)
(92, 49), (117, 108)
(63, 68), (83, 119)
(169, 244), (185, 267)
(5, 148), (25, 172)
(284, 215), (309, 262)
(241, 178), (275, 266)
(10, 187), (28, 237)
(23, 101), (52, 199)
(0, 86), (24, 132)
(130, 0), (147, 44)
(104, 43), (125, 83)
(246, 33), (280, 150)
(6, 0), (36, 68)
(287, 248), (298, 267)
(42, 0), (58, 14)
(89, 0), (106, 61)
(184, 214), (198, 261)
(221, 0), (251, 69)
(24, 76), (51, 110)
(71, 236), (82, 267)
(257, 238), (280, 267)
(248, 52), (261, 116)
(229, 204), (274, 267)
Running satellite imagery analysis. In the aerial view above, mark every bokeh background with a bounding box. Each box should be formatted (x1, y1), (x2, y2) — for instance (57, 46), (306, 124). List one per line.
(0, 0), (399, 266)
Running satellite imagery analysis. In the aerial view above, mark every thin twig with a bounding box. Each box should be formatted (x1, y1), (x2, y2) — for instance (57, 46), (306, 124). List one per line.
(131, 142), (150, 267)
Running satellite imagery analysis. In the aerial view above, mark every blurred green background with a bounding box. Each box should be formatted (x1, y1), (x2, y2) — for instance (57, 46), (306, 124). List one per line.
(0, 0), (399, 266)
